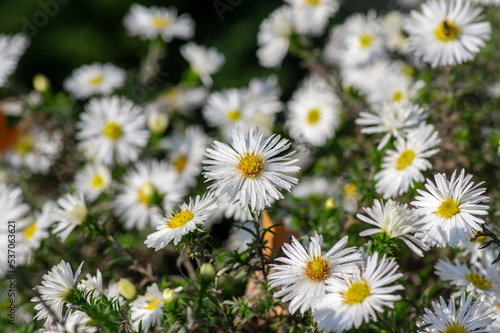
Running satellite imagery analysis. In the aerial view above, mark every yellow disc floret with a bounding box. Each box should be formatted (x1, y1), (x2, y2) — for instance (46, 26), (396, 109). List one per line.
(103, 122), (123, 140)
(138, 182), (156, 205)
(24, 223), (37, 240)
(441, 323), (466, 333)
(146, 297), (161, 310)
(167, 209), (194, 229)
(435, 20), (460, 42)
(436, 198), (460, 218)
(393, 91), (403, 102)
(226, 109), (241, 122)
(465, 270), (492, 290)
(305, 254), (330, 281)
(307, 108), (321, 125)
(236, 150), (265, 178)
(91, 175), (104, 188)
(152, 16), (170, 29)
(359, 34), (374, 48)
(343, 280), (370, 305)
(15, 135), (33, 156)
(396, 150), (415, 170)
(88, 75), (104, 86)
(173, 155), (188, 173)
(306, 0), (320, 5)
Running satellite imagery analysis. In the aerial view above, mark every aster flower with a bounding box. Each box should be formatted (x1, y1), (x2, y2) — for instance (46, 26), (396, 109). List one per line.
(124, 4), (194, 42)
(269, 233), (362, 314)
(32, 260), (84, 327)
(76, 96), (150, 165)
(78, 269), (104, 302)
(356, 101), (427, 150)
(145, 192), (218, 250)
(63, 63), (126, 100)
(286, 75), (341, 146)
(405, 0), (491, 67)
(160, 84), (207, 115)
(313, 252), (404, 332)
(243, 75), (284, 131)
(374, 123), (441, 198)
(74, 163), (112, 203)
(358, 199), (429, 256)
(130, 283), (165, 331)
(411, 169), (489, 247)
(180, 42), (225, 87)
(257, 5), (295, 68)
(203, 127), (300, 212)
(19, 201), (55, 251)
(0, 34), (29, 87)
(285, 0), (339, 36)
(114, 159), (187, 230)
(0, 184), (29, 225)
(417, 292), (495, 332)
(51, 193), (88, 242)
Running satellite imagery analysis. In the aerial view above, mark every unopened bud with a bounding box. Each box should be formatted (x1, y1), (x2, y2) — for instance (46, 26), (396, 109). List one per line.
(325, 198), (336, 210)
(33, 74), (50, 93)
(147, 110), (168, 134)
(200, 263), (215, 282)
(118, 278), (137, 300)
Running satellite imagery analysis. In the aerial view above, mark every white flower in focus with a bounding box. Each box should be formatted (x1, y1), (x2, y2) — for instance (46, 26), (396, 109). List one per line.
(257, 6), (295, 68)
(417, 293), (495, 332)
(0, 34), (29, 87)
(180, 42), (225, 87)
(356, 102), (427, 150)
(145, 192), (218, 250)
(203, 127), (300, 212)
(358, 199), (429, 256)
(405, 0), (491, 67)
(374, 123), (441, 198)
(31, 260), (84, 328)
(114, 159), (187, 230)
(130, 283), (165, 332)
(411, 169), (489, 247)
(313, 252), (403, 332)
(285, 0), (339, 36)
(63, 63), (126, 100)
(269, 233), (362, 314)
(52, 193), (87, 242)
(124, 4), (194, 42)
(286, 75), (340, 146)
(74, 163), (112, 203)
(76, 96), (150, 165)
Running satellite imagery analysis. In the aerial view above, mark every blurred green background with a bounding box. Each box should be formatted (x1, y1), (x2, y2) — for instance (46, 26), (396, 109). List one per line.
(0, 0), (390, 95)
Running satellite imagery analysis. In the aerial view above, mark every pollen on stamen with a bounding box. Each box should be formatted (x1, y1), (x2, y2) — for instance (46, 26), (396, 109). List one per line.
(304, 254), (330, 282)
(236, 150), (265, 178)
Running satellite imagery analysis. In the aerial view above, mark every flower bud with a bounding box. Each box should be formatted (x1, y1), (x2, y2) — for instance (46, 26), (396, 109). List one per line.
(33, 74), (50, 93)
(118, 278), (137, 300)
(147, 110), (168, 135)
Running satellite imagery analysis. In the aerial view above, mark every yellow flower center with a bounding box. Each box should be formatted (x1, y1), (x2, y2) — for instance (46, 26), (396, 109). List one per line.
(402, 64), (415, 77)
(436, 199), (460, 218)
(396, 150), (415, 170)
(151, 16), (171, 29)
(138, 182), (156, 205)
(88, 74), (104, 86)
(236, 150), (265, 178)
(146, 297), (161, 310)
(167, 209), (194, 229)
(440, 323), (466, 333)
(91, 175), (104, 189)
(306, 0), (320, 4)
(435, 20), (460, 42)
(465, 270), (492, 290)
(305, 254), (330, 281)
(103, 122), (123, 140)
(359, 33), (374, 48)
(24, 223), (37, 240)
(307, 108), (320, 125)
(343, 183), (357, 197)
(226, 109), (241, 122)
(393, 91), (403, 102)
(15, 136), (32, 156)
(173, 154), (188, 173)
(343, 280), (370, 305)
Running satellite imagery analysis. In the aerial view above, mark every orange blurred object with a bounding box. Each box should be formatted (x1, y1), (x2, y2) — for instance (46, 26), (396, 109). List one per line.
(262, 210), (296, 257)
(0, 110), (20, 153)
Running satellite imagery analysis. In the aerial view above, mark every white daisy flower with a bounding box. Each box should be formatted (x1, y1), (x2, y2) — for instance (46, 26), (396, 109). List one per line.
(417, 292), (495, 332)
(19, 201), (55, 251)
(74, 163), (112, 203)
(203, 127), (300, 212)
(257, 5), (295, 68)
(356, 101), (427, 150)
(269, 232), (362, 314)
(405, 0), (491, 67)
(0, 34), (29, 87)
(76, 96), (150, 165)
(130, 283), (165, 332)
(145, 192), (218, 250)
(383, 11), (410, 53)
(343, 182), (359, 214)
(32, 260), (84, 328)
(358, 199), (429, 256)
(0, 184), (29, 224)
(114, 159), (187, 230)
(339, 59), (392, 95)
(313, 252), (404, 332)
(286, 75), (340, 146)
(160, 84), (208, 114)
(411, 169), (489, 247)
(202, 88), (254, 139)
(161, 125), (209, 187)
(63, 63), (126, 100)
(244, 75), (284, 132)
(180, 42), (225, 87)
(124, 4), (194, 42)
(5, 128), (63, 174)
(284, 0), (339, 36)
(46, 310), (96, 333)
(374, 123), (441, 198)
(78, 269), (104, 302)
(292, 176), (334, 199)
(52, 193), (88, 242)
